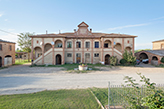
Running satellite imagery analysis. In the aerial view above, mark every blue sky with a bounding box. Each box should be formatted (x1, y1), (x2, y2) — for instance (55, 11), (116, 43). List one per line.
(0, 0), (164, 50)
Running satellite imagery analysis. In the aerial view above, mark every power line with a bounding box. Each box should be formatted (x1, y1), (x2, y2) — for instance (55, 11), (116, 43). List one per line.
(0, 29), (17, 35)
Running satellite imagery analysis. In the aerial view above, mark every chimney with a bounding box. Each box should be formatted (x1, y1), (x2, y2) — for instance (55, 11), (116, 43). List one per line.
(74, 29), (76, 32)
(46, 30), (48, 34)
(90, 28), (92, 32)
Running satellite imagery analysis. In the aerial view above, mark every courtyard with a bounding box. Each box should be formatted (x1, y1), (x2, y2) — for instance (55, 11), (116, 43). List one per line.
(0, 63), (164, 95)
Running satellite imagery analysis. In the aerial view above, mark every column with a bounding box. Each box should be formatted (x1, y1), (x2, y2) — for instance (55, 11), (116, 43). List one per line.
(73, 39), (75, 63)
(122, 38), (124, 58)
(42, 38), (44, 64)
(31, 37), (33, 64)
(132, 38), (134, 56)
(112, 38), (114, 56)
(101, 38), (104, 62)
(91, 39), (93, 63)
(62, 38), (65, 65)
(82, 39), (84, 63)
(52, 38), (54, 65)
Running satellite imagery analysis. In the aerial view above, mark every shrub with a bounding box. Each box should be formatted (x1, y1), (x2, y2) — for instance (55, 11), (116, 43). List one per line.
(123, 50), (136, 65)
(161, 57), (164, 63)
(120, 59), (127, 65)
(109, 56), (118, 66)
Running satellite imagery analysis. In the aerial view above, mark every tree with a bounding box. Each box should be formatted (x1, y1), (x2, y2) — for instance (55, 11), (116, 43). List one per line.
(17, 32), (34, 62)
(123, 50), (136, 65)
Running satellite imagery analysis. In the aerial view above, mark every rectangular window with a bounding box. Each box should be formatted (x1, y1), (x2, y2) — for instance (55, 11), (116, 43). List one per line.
(76, 41), (81, 48)
(95, 42), (99, 48)
(85, 42), (90, 48)
(67, 41), (72, 48)
(104, 43), (108, 48)
(67, 53), (72, 57)
(94, 53), (99, 57)
(57, 43), (62, 48)
(0, 44), (2, 50)
(9, 45), (12, 51)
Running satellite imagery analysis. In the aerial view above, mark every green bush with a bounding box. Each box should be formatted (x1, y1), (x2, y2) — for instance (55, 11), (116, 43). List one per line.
(161, 57), (164, 63)
(123, 50), (136, 65)
(122, 73), (164, 109)
(109, 56), (118, 66)
(120, 59), (127, 65)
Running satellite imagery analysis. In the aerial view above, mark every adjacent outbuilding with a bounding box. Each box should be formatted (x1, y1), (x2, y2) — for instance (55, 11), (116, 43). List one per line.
(0, 39), (15, 67)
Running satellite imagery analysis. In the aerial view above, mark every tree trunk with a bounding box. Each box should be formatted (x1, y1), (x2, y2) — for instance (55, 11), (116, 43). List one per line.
(28, 52), (30, 62)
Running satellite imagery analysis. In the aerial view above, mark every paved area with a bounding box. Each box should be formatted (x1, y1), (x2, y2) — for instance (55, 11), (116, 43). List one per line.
(0, 63), (164, 95)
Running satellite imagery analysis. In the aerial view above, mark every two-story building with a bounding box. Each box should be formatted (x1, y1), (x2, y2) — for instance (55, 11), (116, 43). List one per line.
(29, 22), (137, 65)
(0, 39), (15, 67)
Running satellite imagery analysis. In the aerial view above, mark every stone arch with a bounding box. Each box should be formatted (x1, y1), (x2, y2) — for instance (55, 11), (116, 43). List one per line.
(104, 40), (112, 48)
(34, 46), (42, 58)
(56, 54), (62, 65)
(55, 40), (62, 48)
(105, 54), (110, 65)
(152, 56), (158, 60)
(44, 43), (52, 52)
(4, 55), (12, 66)
(115, 43), (122, 51)
(139, 53), (148, 61)
(0, 56), (2, 67)
(125, 46), (132, 52)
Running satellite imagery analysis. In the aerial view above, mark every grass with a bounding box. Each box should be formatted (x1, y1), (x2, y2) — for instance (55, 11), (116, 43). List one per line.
(0, 66), (8, 70)
(155, 64), (164, 68)
(14, 59), (31, 65)
(0, 89), (101, 109)
(30, 63), (111, 73)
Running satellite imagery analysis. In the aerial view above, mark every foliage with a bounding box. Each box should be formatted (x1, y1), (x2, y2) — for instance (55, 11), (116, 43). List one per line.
(14, 59), (31, 65)
(122, 73), (164, 109)
(120, 59), (127, 65)
(123, 50), (136, 65)
(109, 56), (118, 66)
(0, 89), (101, 109)
(17, 32), (34, 61)
(135, 49), (151, 53)
(160, 57), (164, 63)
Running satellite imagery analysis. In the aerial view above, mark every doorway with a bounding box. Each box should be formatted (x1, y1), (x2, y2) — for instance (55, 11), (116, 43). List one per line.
(56, 54), (62, 65)
(0, 57), (2, 67)
(105, 54), (110, 65)
(76, 53), (81, 63)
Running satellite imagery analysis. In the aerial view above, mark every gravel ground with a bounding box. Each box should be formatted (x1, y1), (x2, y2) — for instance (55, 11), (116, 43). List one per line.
(0, 63), (164, 95)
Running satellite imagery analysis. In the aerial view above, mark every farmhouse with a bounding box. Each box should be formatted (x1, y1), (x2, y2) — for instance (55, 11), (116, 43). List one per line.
(0, 39), (15, 67)
(135, 39), (164, 65)
(29, 22), (137, 65)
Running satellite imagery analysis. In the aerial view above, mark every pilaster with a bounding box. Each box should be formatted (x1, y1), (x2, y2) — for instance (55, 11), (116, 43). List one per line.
(42, 38), (44, 64)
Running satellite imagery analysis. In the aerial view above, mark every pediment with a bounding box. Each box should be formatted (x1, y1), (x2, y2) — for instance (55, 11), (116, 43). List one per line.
(78, 21), (89, 27)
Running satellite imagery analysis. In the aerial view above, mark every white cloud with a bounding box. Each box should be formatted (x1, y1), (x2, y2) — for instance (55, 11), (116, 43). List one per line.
(108, 23), (150, 31)
(0, 13), (3, 17)
(4, 19), (8, 21)
(151, 16), (164, 21)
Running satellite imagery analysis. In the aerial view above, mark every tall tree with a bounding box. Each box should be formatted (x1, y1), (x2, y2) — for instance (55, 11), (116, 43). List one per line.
(17, 32), (34, 62)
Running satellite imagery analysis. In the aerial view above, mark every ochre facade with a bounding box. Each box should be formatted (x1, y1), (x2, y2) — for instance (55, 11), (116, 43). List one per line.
(29, 22), (137, 65)
(0, 39), (15, 67)
(152, 40), (164, 50)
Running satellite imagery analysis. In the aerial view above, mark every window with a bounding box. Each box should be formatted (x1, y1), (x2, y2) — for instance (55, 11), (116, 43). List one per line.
(95, 42), (99, 48)
(85, 42), (90, 48)
(67, 53), (72, 57)
(67, 41), (72, 48)
(94, 53), (99, 57)
(9, 45), (12, 51)
(0, 44), (2, 50)
(104, 43), (108, 48)
(24, 55), (26, 57)
(76, 41), (81, 48)
(161, 44), (164, 49)
(56, 43), (62, 48)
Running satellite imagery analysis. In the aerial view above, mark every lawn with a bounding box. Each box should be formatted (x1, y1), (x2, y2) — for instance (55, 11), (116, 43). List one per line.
(0, 89), (101, 109)
(14, 59), (31, 65)
(30, 63), (111, 73)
